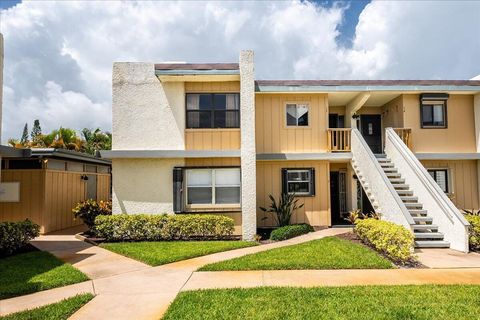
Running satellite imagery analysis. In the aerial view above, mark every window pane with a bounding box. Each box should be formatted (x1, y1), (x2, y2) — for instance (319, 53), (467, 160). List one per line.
(288, 182), (310, 194)
(435, 170), (448, 193)
(226, 94), (240, 110)
(187, 170), (212, 186)
(225, 110), (239, 128)
(199, 94), (213, 110)
(214, 110), (226, 127)
(187, 111), (212, 128)
(215, 187), (240, 204)
(433, 104), (444, 125)
(297, 105), (309, 126)
(286, 105), (297, 126)
(187, 187), (212, 204)
(215, 169), (240, 186)
(214, 94), (227, 110)
(422, 105), (433, 124)
(186, 94), (200, 110)
(287, 171), (309, 182)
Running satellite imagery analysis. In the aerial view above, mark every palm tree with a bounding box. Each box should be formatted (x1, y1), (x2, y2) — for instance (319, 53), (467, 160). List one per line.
(82, 128), (112, 155)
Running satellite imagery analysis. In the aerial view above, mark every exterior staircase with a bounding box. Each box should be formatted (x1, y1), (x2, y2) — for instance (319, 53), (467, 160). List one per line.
(374, 154), (449, 248)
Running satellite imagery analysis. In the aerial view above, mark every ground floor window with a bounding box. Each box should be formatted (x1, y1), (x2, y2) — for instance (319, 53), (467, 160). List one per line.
(282, 168), (315, 196)
(185, 168), (241, 206)
(428, 169), (449, 193)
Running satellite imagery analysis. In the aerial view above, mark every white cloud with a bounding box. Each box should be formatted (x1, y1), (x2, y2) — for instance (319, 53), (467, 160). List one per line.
(0, 0), (479, 142)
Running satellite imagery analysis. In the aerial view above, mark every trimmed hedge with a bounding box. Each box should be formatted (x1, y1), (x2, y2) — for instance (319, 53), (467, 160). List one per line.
(94, 214), (235, 242)
(0, 220), (40, 257)
(355, 219), (414, 263)
(270, 224), (314, 241)
(465, 214), (480, 251)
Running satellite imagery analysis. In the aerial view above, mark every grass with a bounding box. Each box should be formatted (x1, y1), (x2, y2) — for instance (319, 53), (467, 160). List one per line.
(0, 294), (93, 320)
(200, 236), (392, 271)
(0, 251), (89, 299)
(163, 285), (480, 320)
(100, 241), (258, 266)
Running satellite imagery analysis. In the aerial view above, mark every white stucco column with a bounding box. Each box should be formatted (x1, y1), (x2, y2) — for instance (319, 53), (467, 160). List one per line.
(240, 50), (256, 240)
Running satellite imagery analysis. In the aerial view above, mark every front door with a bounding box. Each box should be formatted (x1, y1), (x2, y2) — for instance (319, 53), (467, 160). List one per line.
(360, 115), (382, 153)
(330, 171), (348, 225)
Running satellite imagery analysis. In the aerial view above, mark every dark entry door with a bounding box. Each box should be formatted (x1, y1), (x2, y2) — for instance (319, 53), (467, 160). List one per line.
(330, 172), (347, 225)
(360, 115), (382, 153)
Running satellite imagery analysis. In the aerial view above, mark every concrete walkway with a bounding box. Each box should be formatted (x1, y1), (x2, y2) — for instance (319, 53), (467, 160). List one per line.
(3, 227), (480, 319)
(183, 268), (480, 290)
(415, 248), (480, 268)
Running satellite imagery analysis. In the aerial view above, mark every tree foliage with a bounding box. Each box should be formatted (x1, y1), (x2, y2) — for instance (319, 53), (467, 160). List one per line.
(8, 120), (111, 155)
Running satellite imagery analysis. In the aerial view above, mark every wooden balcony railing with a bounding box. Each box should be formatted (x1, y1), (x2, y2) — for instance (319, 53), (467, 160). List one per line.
(393, 128), (412, 149)
(327, 128), (351, 152)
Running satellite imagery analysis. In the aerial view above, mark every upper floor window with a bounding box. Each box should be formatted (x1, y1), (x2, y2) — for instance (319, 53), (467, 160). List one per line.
(186, 93), (240, 129)
(420, 93), (448, 128)
(428, 169), (449, 193)
(286, 103), (309, 126)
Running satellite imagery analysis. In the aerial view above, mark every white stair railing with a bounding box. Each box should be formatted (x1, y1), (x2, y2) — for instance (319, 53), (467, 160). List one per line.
(351, 129), (414, 229)
(385, 128), (469, 252)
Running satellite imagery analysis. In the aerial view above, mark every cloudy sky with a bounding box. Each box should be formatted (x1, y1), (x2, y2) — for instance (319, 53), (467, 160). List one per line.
(0, 0), (479, 142)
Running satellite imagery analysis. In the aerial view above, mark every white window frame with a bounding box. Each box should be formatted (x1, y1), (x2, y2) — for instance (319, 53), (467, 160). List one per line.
(286, 169), (312, 196)
(185, 168), (241, 209)
(285, 103), (309, 127)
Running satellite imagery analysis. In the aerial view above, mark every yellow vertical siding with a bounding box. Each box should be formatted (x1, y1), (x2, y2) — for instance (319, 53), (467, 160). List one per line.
(256, 161), (330, 227)
(0, 169), (111, 234)
(421, 160), (479, 210)
(255, 94), (328, 153)
(185, 129), (240, 150)
(185, 81), (240, 92)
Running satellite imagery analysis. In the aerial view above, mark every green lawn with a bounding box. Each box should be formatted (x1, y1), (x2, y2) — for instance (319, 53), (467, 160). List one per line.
(0, 251), (89, 299)
(200, 236), (392, 271)
(0, 294), (93, 320)
(100, 241), (258, 266)
(163, 285), (480, 320)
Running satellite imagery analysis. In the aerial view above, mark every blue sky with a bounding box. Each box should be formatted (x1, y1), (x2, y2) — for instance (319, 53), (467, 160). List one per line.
(0, 0), (479, 141)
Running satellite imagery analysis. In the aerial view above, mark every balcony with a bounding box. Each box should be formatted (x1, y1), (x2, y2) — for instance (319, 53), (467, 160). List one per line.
(392, 128), (412, 149)
(327, 128), (351, 152)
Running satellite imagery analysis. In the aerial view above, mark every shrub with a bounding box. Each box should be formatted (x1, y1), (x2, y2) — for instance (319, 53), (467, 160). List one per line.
(270, 223), (314, 241)
(464, 214), (480, 251)
(0, 220), (40, 256)
(73, 199), (112, 230)
(354, 219), (414, 263)
(260, 193), (304, 227)
(94, 214), (235, 242)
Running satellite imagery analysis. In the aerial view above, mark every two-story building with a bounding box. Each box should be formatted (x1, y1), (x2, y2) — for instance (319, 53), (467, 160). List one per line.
(103, 50), (480, 252)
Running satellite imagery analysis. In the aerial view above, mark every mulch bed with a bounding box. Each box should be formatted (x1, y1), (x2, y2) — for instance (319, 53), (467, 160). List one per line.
(336, 231), (426, 269)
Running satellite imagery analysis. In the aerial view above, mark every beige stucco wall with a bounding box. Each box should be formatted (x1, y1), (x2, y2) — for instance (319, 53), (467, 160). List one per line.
(112, 158), (185, 214)
(112, 62), (185, 150)
(256, 160), (330, 227)
(381, 95), (404, 129)
(255, 93), (328, 153)
(404, 94), (476, 153)
(421, 159), (479, 210)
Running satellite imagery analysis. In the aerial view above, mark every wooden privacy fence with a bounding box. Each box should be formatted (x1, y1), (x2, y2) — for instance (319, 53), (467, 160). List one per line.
(327, 128), (352, 152)
(393, 128), (412, 149)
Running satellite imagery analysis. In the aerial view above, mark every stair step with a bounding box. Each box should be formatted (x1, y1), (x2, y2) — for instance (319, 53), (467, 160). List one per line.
(389, 178), (406, 184)
(377, 158), (391, 163)
(415, 240), (450, 248)
(413, 224), (438, 231)
(409, 209), (428, 216)
(414, 232), (444, 239)
(393, 184), (409, 189)
(397, 190), (414, 196)
(413, 216), (433, 223)
(386, 172), (402, 178)
(401, 196), (418, 202)
(405, 203), (423, 209)
(380, 163), (394, 168)
(383, 168), (398, 173)
(375, 154), (387, 158)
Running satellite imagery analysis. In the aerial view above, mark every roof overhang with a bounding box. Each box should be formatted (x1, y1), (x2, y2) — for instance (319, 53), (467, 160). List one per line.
(415, 153), (480, 160)
(155, 63), (240, 82)
(28, 148), (111, 165)
(0, 145), (31, 158)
